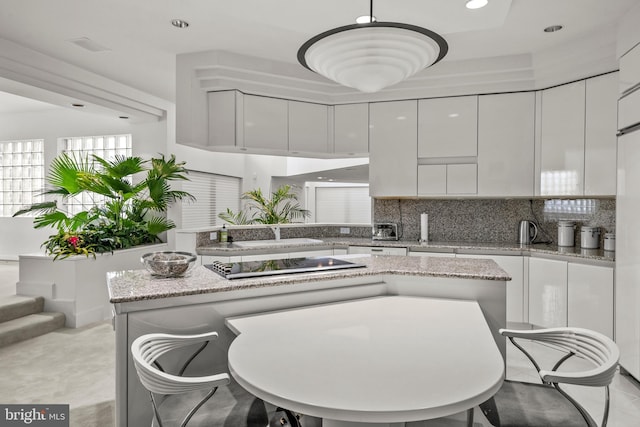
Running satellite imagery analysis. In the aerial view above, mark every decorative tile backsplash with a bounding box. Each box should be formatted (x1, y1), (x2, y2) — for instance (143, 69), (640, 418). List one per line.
(373, 198), (615, 246)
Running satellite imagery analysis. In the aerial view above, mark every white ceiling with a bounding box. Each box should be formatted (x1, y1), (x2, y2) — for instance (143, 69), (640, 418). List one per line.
(0, 91), (59, 114)
(0, 0), (638, 104)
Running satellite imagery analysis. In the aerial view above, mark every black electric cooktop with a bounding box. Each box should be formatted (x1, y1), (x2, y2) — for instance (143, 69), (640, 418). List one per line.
(205, 257), (366, 280)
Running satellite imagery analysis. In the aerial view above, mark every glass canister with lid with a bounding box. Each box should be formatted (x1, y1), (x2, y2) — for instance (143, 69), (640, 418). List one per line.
(557, 220), (576, 247)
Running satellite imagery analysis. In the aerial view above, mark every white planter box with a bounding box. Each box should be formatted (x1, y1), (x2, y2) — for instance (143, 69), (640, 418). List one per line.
(17, 243), (168, 328)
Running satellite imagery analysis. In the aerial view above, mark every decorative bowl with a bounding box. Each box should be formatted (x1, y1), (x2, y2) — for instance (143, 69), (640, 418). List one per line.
(141, 251), (197, 277)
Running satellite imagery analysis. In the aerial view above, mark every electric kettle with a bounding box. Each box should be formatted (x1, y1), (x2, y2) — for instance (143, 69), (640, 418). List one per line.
(518, 220), (538, 244)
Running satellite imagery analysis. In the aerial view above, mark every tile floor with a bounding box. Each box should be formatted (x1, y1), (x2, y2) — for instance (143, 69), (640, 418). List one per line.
(1, 261), (640, 426)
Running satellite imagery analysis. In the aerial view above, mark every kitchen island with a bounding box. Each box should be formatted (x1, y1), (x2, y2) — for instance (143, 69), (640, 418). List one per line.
(108, 255), (510, 427)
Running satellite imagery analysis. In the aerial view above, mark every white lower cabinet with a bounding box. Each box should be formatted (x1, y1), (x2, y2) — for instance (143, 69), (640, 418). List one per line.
(457, 254), (525, 324)
(528, 257), (614, 334)
(528, 258), (568, 328)
(567, 263), (614, 339)
(348, 246), (407, 256)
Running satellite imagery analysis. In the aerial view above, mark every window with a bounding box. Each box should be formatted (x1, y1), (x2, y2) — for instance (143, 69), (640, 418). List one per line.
(0, 139), (45, 217)
(181, 170), (241, 228)
(60, 134), (132, 215)
(315, 186), (371, 223)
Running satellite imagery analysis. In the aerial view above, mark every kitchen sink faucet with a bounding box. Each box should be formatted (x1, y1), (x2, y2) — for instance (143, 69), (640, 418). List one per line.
(270, 225), (281, 240)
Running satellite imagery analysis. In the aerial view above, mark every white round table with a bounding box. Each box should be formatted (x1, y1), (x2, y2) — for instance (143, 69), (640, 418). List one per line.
(226, 296), (504, 427)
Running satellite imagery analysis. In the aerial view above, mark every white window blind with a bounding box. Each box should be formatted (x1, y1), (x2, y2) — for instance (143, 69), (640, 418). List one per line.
(315, 186), (371, 223)
(181, 170), (241, 228)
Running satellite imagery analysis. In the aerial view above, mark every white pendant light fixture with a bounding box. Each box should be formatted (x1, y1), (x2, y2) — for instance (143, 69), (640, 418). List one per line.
(297, 0), (448, 93)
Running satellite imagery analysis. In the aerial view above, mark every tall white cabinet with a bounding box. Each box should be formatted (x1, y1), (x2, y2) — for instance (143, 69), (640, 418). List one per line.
(616, 4), (640, 382)
(369, 100), (417, 197)
(617, 130), (640, 378)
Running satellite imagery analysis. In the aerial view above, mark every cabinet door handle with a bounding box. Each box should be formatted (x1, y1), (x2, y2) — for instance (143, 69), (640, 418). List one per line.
(371, 248), (384, 252)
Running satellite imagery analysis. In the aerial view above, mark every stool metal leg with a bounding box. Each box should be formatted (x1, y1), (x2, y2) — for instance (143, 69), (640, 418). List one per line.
(180, 387), (219, 427)
(466, 407), (474, 427)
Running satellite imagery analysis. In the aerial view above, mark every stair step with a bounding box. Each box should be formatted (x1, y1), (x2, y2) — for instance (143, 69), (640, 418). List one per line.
(0, 295), (45, 323)
(0, 312), (66, 348)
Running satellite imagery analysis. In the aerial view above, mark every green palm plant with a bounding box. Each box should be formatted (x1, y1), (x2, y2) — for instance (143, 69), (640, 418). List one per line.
(218, 184), (309, 225)
(14, 153), (195, 259)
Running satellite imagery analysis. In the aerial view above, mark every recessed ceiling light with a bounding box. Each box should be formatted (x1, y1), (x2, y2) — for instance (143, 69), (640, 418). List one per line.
(466, 0), (488, 10)
(71, 103), (85, 108)
(544, 25), (563, 33)
(171, 19), (189, 29)
(355, 15), (377, 24)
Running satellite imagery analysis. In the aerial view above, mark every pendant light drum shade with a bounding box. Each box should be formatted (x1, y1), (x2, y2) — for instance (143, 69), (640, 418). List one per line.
(298, 22), (448, 93)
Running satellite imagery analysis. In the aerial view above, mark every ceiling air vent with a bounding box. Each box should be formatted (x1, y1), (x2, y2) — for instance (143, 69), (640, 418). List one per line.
(68, 37), (111, 52)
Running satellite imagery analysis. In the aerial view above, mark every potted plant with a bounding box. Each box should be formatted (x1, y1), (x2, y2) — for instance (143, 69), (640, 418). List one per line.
(14, 153), (194, 259)
(13, 152), (195, 328)
(218, 184), (309, 225)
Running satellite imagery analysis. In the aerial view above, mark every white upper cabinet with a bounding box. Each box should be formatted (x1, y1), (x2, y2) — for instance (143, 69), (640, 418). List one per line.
(208, 90), (241, 148)
(477, 92), (535, 197)
(417, 165), (446, 195)
(619, 43), (640, 95)
(333, 103), (369, 156)
(447, 164), (477, 194)
(288, 101), (329, 154)
(418, 96), (478, 158)
(539, 80), (586, 196)
(369, 100), (417, 197)
(243, 95), (288, 151)
(584, 73), (618, 196)
(537, 74), (618, 197)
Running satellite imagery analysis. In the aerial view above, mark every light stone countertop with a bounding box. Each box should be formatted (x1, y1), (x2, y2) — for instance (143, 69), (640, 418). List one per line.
(196, 238), (615, 264)
(107, 255), (510, 304)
